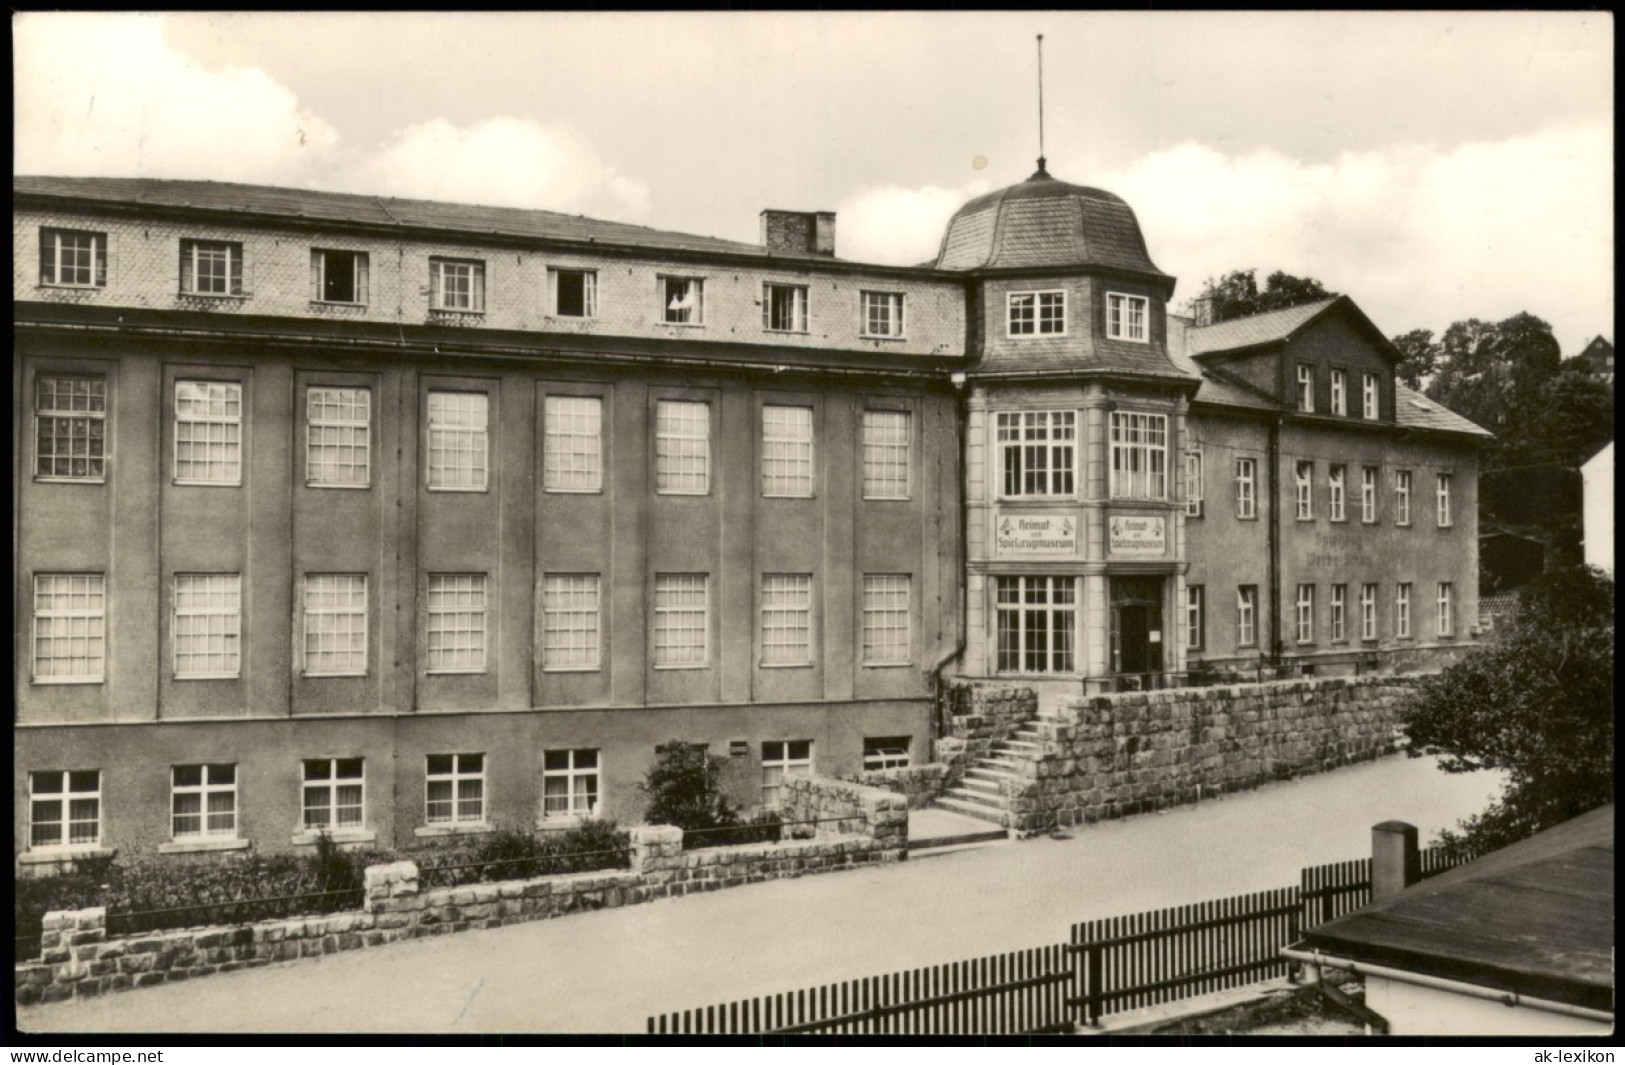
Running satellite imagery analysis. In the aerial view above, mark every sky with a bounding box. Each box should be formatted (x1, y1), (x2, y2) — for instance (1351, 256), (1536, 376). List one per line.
(13, 11), (1613, 352)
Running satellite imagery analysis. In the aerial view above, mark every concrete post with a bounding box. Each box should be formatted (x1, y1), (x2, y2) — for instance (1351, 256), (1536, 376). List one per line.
(1371, 820), (1420, 899)
(629, 824), (684, 875)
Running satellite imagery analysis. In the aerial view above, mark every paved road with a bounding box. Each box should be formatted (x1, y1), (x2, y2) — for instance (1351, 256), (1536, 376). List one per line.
(20, 753), (1503, 1035)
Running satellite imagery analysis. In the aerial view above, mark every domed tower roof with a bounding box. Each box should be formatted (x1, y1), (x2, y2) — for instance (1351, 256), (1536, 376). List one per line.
(934, 163), (1168, 277)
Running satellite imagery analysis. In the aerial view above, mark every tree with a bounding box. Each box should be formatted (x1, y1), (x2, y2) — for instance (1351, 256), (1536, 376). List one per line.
(640, 741), (739, 832)
(1191, 269), (1336, 323)
(1404, 565), (1614, 856)
(1390, 328), (1438, 389)
(1424, 312), (1563, 464)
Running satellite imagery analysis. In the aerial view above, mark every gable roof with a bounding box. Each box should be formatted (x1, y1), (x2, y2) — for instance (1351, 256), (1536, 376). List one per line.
(1183, 297), (1342, 357)
(1166, 315), (1284, 411)
(13, 175), (838, 262)
(1301, 806), (1614, 1011)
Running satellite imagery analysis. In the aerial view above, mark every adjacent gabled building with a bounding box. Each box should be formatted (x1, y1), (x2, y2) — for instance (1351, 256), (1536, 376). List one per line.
(13, 165), (1490, 865)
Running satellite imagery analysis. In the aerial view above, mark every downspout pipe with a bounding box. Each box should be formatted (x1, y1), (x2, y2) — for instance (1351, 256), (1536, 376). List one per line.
(928, 370), (972, 739)
(1267, 413), (1283, 668)
(1280, 947), (1615, 1025)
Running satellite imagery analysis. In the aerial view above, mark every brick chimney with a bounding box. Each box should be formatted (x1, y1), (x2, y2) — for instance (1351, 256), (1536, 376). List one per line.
(1191, 295), (1217, 328)
(1371, 820), (1421, 899)
(761, 210), (836, 257)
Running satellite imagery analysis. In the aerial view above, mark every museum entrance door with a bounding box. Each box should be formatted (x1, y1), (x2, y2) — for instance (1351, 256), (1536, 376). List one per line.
(1109, 575), (1165, 682)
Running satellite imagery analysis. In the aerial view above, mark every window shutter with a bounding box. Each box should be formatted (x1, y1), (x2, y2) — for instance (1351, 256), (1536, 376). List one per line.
(473, 264), (485, 312)
(180, 244), (194, 294)
(94, 234), (108, 287)
(310, 250), (323, 301)
(231, 245), (246, 296)
(356, 254), (369, 305)
(39, 229), (53, 285)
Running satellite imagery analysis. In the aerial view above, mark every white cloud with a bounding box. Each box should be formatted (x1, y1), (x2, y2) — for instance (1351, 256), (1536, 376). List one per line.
(1087, 125), (1612, 351)
(14, 15), (339, 184)
(14, 14), (653, 223)
(837, 181), (992, 265)
(354, 118), (651, 220)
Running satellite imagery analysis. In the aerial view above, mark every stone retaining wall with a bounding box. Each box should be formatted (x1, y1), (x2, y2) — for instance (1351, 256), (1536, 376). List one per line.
(845, 764), (950, 809)
(1003, 675), (1422, 834)
(16, 777), (908, 1007)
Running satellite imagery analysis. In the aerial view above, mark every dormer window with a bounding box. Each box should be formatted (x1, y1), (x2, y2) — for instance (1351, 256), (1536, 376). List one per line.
(1296, 365), (1315, 413)
(1105, 293), (1149, 343)
(1008, 291), (1065, 337)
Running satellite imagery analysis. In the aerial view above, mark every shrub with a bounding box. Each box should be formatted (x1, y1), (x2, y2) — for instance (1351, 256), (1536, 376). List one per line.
(414, 819), (630, 887)
(683, 809), (783, 850)
(640, 740), (739, 832)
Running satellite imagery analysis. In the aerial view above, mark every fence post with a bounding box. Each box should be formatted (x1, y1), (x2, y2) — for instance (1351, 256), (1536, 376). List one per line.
(1084, 942), (1103, 1027)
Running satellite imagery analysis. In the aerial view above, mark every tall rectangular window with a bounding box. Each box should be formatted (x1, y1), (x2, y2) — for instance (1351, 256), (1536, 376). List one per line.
(1361, 466), (1378, 523)
(1328, 464), (1347, 521)
(763, 283), (809, 332)
(1185, 449), (1204, 517)
(1185, 585), (1205, 651)
(35, 374), (108, 481)
(541, 574), (601, 671)
(171, 764), (237, 840)
(180, 239), (243, 296)
(1436, 582), (1454, 636)
(760, 574), (813, 666)
(1106, 293), (1149, 342)
(173, 573), (241, 679)
(1362, 373), (1379, 419)
(1436, 473), (1453, 527)
(430, 258), (485, 312)
(1330, 584), (1347, 642)
(426, 391), (489, 490)
(1395, 470), (1413, 525)
(662, 276), (704, 324)
(1396, 583), (1412, 638)
(33, 574), (106, 683)
(998, 411), (1076, 497)
(542, 749), (599, 819)
(655, 400), (710, 494)
(1330, 369), (1348, 415)
(1296, 365), (1315, 412)
(174, 380), (243, 485)
(543, 395), (603, 492)
(862, 574), (912, 666)
(860, 291), (905, 337)
(995, 576), (1076, 674)
(761, 740), (812, 810)
(425, 753), (485, 825)
(1295, 461), (1314, 520)
(303, 574), (368, 676)
(306, 386), (371, 487)
(426, 574), (486, 673)
(1109, 411), (1168, 500)
(1361, 584), (1378, 640)
(1008, 291), (1066, 336)
(1237, 586), (1258, 647)
(1235, 457), (1257, 519)
(762, 405), (814, 497)
(302, 758), (364, 830)
(654, 574), (709, 668)
(550, 268), (597, 318)
(1296, 584), (1315, 644)
(861, 410), (911, 499)
(40, 228), (107, 288)
(29, 770), (101, 850)
(310, 249), (368, 305)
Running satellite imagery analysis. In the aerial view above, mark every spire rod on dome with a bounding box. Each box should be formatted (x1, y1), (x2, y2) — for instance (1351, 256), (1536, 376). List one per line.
(1035, 33), (1047, 175)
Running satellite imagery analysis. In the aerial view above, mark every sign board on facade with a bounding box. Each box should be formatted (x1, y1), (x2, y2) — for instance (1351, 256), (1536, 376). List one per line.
(1108, 515), (1167, 558)
(994, 512), (1077, 555)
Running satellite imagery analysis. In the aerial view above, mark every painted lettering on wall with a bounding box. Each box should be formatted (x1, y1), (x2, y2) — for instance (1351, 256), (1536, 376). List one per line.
(995, 512), (1077, 555)
(1109, 515), (1166, 558)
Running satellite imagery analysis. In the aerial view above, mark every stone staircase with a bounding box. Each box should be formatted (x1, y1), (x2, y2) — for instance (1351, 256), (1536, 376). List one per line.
(934, 719), (1048, 827)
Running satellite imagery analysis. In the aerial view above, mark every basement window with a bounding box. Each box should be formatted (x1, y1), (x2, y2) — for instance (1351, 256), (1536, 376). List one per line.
(863, 737), (911, 772)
